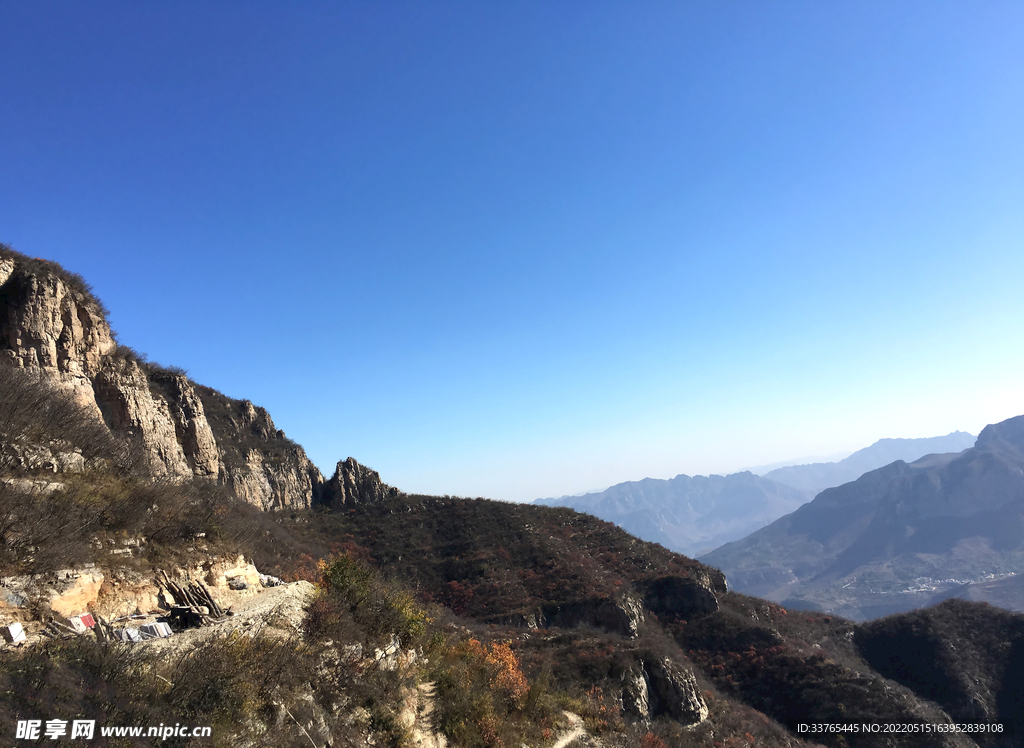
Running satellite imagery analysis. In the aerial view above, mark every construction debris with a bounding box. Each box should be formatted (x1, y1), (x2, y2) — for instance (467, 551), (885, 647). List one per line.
(69, 613), (96, 633)
(158, 570), (225, 627)
(2, 622), (26, 644)
(140, 622), (172, 639)
(115, 628), (142, 643)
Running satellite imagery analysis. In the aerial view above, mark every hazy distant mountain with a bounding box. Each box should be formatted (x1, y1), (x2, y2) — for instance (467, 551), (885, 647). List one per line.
(535, 472), (812, 557)
(742, 452), (852, 475)
(760, 431), (976, 495)
(701, 416), (1024, 620)
(536, 432), (975, 561)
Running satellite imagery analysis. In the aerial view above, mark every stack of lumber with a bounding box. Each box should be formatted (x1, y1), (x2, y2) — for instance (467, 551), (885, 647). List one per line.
(159, 570), (225, 627)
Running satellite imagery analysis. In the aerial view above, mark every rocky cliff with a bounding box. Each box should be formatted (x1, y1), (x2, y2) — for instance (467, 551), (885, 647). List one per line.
(322, 456), (399, 507)
(0, 245), (384, 512)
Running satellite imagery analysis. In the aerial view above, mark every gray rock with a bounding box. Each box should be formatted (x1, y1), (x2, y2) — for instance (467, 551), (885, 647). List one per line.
(0, 249), (331, 512)
(645, 658), (708, 725)
(322, 457), (399, 506)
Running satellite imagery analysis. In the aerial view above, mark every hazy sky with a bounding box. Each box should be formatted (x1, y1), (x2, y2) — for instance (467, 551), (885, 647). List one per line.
(3, 2), (1023, 501)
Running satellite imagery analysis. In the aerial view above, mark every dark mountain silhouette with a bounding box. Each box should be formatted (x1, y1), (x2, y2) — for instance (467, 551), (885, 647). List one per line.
(702, 416), (1024, 620)
(855, 599), (1024, 741)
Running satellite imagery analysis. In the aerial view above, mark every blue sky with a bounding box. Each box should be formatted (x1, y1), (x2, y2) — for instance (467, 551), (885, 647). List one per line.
(3, 2), (1023, 501)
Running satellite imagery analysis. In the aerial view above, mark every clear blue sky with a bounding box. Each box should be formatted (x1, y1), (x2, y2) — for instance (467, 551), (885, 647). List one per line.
(3, 2), (1023, 501)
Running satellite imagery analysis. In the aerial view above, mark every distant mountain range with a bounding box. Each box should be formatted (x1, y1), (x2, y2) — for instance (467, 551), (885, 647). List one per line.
(759, 431), (977, 494)
(536, 431), (976, 559)
(701, 416), (1024, 620)
(536, 472), (809, 557)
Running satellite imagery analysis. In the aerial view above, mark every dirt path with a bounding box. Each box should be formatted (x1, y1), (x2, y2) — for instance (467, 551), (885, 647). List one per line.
(551, 711), (586, 748)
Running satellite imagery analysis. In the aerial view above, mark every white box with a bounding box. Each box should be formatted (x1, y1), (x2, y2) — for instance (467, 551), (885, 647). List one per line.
(2, 622), (26, 644)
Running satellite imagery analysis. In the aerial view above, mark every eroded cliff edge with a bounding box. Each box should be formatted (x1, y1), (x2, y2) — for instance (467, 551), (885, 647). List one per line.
(0, 246), (393, 511)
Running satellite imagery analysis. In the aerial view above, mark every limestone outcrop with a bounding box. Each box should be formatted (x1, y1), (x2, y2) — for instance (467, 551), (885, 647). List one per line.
(621, 657), (709, 725)
(487, 593), (645, 638)
(93, 356), (193, 478)
(194, 390), (326, 511)
(0, 246), (363, 512)
(0, 256), (114, 382)
(644, 658), (709, 724)
(155, 372), (221, 477)
(541, 595), (645, 638)
(323, 457), (399, 506)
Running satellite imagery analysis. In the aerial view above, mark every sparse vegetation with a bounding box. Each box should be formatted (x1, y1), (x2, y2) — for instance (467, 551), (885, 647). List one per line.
(0, 243), (110, 319)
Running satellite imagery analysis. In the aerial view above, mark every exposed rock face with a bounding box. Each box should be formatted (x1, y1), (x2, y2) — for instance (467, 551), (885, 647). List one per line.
(203, 555), (263, 593)
(95, 570), (162, 618)
(644, 658), (709, 724)
(0, 256), (115, 381)
(623, 658), (709, 725)
(0, 247), (362, 512)
(621, 668), (650, 718)
(488, 594), (645, 638)
(28, 570), (106, 618)
(541, 594), (645, 638)
(158, 372), (221, 477)
(228, 447), (324, 512)
(195, 390), (326, 511)
(323, 457), (399, 506)
(93, 356), (193, 478)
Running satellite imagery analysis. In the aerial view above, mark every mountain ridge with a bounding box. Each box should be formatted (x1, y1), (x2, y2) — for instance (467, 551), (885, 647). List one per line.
(702, 416), (1024, 619)
(536, 470), (812, 557)
(535, 432), (977, 560)
(761, 431), (977, 494)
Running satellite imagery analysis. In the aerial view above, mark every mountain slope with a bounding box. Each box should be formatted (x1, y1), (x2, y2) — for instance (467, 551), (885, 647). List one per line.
(762, 432), (977, 494)
(536, 471), (812, 557)
(702, 416), (1024, 619)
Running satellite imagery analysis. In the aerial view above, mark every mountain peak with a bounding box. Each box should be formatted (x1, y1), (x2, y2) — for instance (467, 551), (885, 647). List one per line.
(976, 415), (1024, 456)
